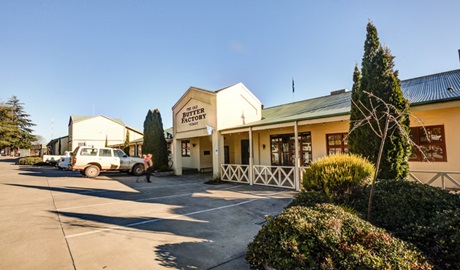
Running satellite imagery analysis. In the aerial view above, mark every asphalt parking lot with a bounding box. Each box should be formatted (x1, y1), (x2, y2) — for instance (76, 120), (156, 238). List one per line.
(0, 157), (296, 270)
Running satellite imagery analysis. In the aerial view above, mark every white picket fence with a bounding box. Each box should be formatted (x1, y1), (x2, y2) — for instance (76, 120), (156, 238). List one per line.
(221, 164), (303, 189)
(220, 164), (250, 184)
(409, 170), (460, 191)
(253, 165), (295, 189)
(221, 164), (460, 192)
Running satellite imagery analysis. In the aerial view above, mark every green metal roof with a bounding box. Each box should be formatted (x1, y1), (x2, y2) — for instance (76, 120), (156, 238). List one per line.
(256, 91), (351, 127)
(225, 69), (460, 130)
(402, 69), (460, 105)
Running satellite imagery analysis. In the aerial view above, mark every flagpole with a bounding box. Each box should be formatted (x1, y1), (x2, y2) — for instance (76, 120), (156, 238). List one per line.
(292, 77), (295, 102)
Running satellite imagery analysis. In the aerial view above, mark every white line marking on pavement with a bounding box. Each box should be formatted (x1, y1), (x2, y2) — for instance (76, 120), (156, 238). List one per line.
(64, 191), (288, 239)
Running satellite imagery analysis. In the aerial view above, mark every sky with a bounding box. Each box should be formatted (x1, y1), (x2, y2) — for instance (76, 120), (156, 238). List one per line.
(1, 0), (459, 142)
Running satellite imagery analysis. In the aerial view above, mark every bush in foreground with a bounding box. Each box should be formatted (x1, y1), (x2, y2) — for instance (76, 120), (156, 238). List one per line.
(303, 153), (374, 202)
(351, 179), (460, 269)
(287, 190), (330, 208)
(246, 204), (431, 270)
(16, 156), (46, 165)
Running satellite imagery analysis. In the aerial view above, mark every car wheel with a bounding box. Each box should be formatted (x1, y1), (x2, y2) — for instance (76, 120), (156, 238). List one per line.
(132, 163), (144, 176)
(84, 165), (100, 178)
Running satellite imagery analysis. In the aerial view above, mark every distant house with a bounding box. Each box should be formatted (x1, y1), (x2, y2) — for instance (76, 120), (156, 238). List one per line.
(125, 127), (174, 157)
(68, 115), (143, 152)
(47, 136), (69, 155)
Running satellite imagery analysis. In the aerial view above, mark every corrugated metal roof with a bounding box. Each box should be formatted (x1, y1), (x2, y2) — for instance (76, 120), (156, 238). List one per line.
(231, 69), (460, 129)
(401, 69), (460, 105)
(256, 91), (351, 126)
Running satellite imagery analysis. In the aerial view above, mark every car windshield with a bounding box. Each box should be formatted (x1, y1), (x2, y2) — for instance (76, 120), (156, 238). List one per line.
(114, 149), (126, 158)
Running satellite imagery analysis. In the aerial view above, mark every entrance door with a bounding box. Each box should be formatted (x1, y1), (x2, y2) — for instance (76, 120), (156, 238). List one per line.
(241, 140), (249, 165)
(224, 146), (230, 164)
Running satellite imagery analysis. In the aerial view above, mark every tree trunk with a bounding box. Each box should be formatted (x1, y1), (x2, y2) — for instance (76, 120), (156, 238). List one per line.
(367, 113), (390, 221)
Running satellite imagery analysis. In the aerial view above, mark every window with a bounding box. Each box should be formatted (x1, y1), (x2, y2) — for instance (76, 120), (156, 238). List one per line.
(182, 140), (191, 157)
(326, 133), (348, 155)
(410, 125), (447, 162)
(99, 149), (112, 157)
(270, 132), (312, 166)
(80, 148), (97, 156)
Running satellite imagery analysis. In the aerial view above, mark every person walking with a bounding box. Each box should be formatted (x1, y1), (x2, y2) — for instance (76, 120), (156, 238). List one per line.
(143, 154), (153, 183)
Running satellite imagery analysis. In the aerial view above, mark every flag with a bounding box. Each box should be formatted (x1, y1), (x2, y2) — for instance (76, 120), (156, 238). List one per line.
(292, 77), (295, 93)
(206, 124), (213, 135)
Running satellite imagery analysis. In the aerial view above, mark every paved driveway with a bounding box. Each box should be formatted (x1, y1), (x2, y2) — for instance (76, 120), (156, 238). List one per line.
(0, 157), (296, 270)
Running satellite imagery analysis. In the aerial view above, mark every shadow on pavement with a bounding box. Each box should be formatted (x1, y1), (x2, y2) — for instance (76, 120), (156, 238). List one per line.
(7, 164), (294, 269)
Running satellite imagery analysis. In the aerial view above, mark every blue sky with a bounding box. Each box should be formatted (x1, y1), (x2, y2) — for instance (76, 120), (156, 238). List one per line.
(1, 1), (459, 142)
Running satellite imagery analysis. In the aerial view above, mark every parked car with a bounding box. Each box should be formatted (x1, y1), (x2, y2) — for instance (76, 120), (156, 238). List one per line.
(57, 155), (72, 170)
(43, 151), (73, 166)
(70, 146), (145, 178)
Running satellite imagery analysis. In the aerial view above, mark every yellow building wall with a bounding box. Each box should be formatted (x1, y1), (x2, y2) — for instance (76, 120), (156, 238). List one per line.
(221, 104), (459, 178)
(199, 136), (213, 168)
(408, 105), (460, 187)
(244, 121), (350, 166)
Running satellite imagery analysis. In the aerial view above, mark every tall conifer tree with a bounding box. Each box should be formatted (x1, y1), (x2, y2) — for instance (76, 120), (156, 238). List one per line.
(143, 110), (155, 156)
(349, 21), (410, 180)
(143, 109), (168, 170)
(124, 132), (130, 155)
(3, 96), (35, 150)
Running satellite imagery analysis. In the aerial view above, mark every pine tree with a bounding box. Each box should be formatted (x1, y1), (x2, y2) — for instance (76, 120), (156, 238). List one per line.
(124, 131), (130, 155)
(143, 110), (155, 156)
(348, 21), (410, 180)
(143, 109), (168, 170)
(0, 104), (16, 149)
(348, 65), (363, 153)
(3, 96), (35, 150)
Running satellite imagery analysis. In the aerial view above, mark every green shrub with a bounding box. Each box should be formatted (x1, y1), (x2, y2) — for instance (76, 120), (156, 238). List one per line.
(411, 209), (460, 269)
(351, 179), (460, 269)
(303, 153), (374, 201)
(287, 190), (330, 208)
(246, 204), (431, 270)
(351, 179), (460, 233)
(16, 156), (46, 165)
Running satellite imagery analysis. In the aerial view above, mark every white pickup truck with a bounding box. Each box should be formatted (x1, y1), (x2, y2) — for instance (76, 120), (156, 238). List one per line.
(43, 151), (73, 165)
(70, 146), (145, 178)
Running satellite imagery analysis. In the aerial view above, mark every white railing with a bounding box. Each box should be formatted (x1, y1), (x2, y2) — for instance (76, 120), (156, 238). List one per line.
(220, 164), (250, 184)
(299, 166), (308, 181)
(409, 170), (460, 191)
(220, 164), (308, 190)
(253, 165), (296, 189)
(221, 164), (460, 193)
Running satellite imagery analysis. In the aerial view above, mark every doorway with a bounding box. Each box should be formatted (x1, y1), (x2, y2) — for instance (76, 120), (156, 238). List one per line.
(224, 146), (230, 164)
(241, 139), (249, 165)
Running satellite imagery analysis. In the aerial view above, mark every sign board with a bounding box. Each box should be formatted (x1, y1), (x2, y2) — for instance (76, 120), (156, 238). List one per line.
(176, 99), (211, 133)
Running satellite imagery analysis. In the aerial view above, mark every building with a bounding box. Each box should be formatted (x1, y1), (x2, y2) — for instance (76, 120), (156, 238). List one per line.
(68, 115), (143, 152)
(172, 69), (460, 191)
(172, 83), (262, 175)
(125, 127), (174, 157)
(46, 135), (69, 155)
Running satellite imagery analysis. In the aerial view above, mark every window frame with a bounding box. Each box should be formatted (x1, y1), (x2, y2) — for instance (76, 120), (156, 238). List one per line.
(181, 140), (191, 157)
(326, 133), (348, 155)
(409, 125), (447, 162)
(270, 132), (312, 166)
